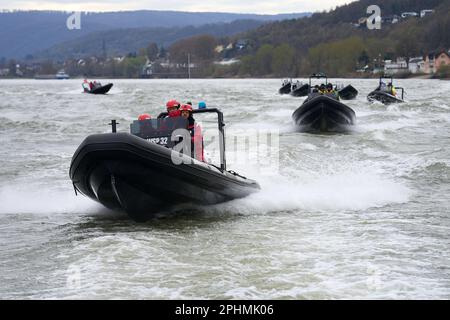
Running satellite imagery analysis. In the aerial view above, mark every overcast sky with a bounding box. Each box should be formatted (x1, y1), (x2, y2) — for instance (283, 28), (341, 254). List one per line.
(0, 0), (357, 14)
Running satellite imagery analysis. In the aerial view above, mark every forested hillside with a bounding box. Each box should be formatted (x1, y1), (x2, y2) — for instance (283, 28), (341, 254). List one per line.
(35, 20), (267, 60)
(227, 0), (450, 76)
(0, 10), (310, 59)
(194, 0), (450, 77)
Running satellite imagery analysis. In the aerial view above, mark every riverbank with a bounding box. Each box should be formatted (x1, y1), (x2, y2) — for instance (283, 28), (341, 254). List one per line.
(1, 74), (447, 80)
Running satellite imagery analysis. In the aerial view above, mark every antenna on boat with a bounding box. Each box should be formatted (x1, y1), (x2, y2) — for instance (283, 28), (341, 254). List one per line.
(109, 120), (119, 133)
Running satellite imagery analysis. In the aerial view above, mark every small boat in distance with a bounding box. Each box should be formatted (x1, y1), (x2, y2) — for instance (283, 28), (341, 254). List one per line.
(56, 70), (70, 80)
(82, 80), (113, 94)
(290, 81), (310, 97)
(368, 75), (404, 104)
(34, 69), (70, 80)
(279, 79), (292, 94)
(292, 74), (356, 133)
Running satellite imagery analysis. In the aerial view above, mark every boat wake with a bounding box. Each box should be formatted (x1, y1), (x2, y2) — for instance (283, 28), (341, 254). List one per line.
(165, 165), (413, 218)
(0, 163), (412, 220)
(0, 185), (101, 216)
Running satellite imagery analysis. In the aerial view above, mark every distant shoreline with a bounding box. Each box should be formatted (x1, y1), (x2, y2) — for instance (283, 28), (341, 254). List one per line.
(0, 74), (448, 80)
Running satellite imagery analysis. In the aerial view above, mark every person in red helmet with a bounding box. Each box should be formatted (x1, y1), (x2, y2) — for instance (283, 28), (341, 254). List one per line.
(179, 104), (204, 162)
(180, 104), (194, 127)
(166, 100), (181, 118)
(138, 114), (151, 121)
(136, 113), (154, 136)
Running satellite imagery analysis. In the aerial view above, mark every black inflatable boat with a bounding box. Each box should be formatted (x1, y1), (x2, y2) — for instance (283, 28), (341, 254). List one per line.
(367, 90), (404, 104)
(83, 82), (113, 95)
(279, 80), (292, 94)
(338, 85), (358, 100)
(367, 76), (404, 104)
(69, 109), (260, 221)
(290, 82), (310, 97)
(292, 93), (356, 133)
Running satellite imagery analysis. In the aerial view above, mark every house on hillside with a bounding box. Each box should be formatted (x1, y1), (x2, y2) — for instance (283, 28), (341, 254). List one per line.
(408, 57), (425, 74)
(401, 12), (418, 18)
(384, 58), (408, 74)
(434, 50), (450, 70)
(424, 50), (450, 74)
(215, 45), (224, 53)
(356, 17), (367, 28)
(236, 40), (248, 50)
(420, 10), (434, 18)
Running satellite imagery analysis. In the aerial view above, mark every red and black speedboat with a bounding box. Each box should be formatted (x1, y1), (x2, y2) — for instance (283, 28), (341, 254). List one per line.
(82, 81), (113, 95)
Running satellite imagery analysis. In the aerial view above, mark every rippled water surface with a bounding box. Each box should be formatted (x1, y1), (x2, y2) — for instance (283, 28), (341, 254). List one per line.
(0, 79), (449, 299)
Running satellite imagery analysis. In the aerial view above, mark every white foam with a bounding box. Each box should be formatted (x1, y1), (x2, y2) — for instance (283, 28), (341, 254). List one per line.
(299, 143), (318, 151)
(372, 130), (386, 141)
(197, 168), (412, 216)
(0, 185), (100, 215)
(361, 117), (428, 132)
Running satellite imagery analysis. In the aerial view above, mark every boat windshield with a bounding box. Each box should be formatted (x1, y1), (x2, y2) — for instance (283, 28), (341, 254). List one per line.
(130, 118), (189, 147)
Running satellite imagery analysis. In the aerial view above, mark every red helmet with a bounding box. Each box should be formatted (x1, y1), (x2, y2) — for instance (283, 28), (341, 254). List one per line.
(138, 114), (151, 121)
(166, 100), (180, 110)
(180, 104), (193, 112)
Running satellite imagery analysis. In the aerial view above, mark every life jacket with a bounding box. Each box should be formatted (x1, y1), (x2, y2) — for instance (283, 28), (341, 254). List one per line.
(188, 119), (204, 162)
(168, 110), (181, 118)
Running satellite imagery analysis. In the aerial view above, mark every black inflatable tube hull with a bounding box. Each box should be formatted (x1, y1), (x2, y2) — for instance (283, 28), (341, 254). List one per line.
(85, 83), (113, 95)
(338, 85), (358, 100)
(290, 84), (310, 97)
(70, 133), (260, 221)
(367, 90), (403, 104)
(279, 83), (292, 94)
(292, 95), (356, 133)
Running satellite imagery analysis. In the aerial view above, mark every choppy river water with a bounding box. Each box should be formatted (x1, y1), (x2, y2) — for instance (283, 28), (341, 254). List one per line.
(0, 79), (449, 299)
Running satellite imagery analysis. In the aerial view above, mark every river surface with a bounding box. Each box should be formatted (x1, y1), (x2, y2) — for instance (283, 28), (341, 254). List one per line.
(0, 79), (449, 299)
